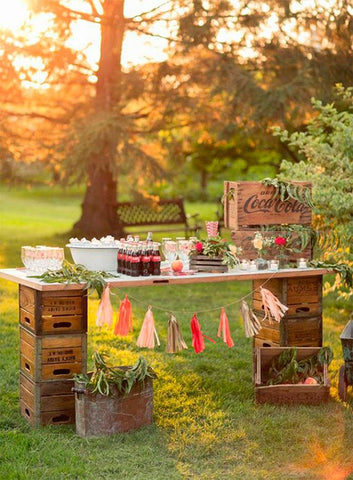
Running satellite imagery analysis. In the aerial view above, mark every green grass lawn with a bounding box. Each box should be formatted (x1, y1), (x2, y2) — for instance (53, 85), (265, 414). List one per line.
(0, 185), (353, 480)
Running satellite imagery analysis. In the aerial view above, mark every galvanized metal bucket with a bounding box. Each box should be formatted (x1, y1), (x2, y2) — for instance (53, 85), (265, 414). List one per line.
(73, 377), (153, 437)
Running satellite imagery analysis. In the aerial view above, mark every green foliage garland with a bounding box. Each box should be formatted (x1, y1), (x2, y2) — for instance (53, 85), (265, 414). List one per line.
(261, 177), (314, 208)
(309, 260), (353, 289)
(31, 260), (117, 298)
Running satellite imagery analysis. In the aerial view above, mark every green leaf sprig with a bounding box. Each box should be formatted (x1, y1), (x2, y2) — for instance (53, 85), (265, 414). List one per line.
(31, 260), (117, 298)
(74, 352), (157, 396)
(309, 260), (353, 289)
(262, 177), (314, 208)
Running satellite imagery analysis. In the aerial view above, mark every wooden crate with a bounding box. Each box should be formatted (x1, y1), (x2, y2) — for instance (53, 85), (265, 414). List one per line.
(252, 276), (322, 316)
(189, 255), (227, 273)
(253, 312), (322, 347)
(20, 373), (75, 426)
(254, 347), (330, 404)
(20, 327), (87, 382)
(231, 229), (312, 261)
(223, 181), (312, 230)
(19, 285), (87, 335)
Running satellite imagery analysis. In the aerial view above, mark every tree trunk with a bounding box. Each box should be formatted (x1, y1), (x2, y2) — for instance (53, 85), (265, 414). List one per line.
(200, 170), (208, 192)
(73, 165), (122, 237)
(74, 0), (126, 237)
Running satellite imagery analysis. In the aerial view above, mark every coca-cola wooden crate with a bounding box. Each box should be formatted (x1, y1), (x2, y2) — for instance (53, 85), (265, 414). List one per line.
(19, 285), (87, 335)
(223, 181), (312, 230)
(254, 347), (330, 405)
(20, 327), (87, 382)
(231, 230), (312, 261)
(20, 373), (75, 426)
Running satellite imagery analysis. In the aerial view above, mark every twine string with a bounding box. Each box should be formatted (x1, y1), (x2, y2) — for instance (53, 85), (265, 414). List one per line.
(110, 271), (278, 315)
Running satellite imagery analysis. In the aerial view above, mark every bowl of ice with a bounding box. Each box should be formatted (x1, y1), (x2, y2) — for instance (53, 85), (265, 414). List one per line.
(67, 236), (119, 272)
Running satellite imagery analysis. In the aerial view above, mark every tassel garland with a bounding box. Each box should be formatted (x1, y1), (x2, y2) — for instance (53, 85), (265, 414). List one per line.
(96, 285), (113, 328)
(240, 300), (262, 338)
(136, 306), (160, 349)
(260, 287), (288, 323)
(166, 313), (188, 353)
(217, 308), (234, 347)
(114, 295), (133, 336)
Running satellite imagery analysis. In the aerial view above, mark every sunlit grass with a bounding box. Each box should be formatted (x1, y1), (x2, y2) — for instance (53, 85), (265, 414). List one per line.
(1, 185), (353, 479)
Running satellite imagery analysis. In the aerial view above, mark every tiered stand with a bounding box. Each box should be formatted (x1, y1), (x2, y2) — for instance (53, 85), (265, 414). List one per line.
(0, 265), (328, 425)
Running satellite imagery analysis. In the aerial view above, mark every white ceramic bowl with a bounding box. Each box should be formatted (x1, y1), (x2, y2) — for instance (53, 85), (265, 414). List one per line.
(67, 245), (119, 272)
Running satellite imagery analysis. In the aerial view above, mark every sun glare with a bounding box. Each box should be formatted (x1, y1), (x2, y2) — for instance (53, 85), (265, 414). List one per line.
(0, 0), (29, 31)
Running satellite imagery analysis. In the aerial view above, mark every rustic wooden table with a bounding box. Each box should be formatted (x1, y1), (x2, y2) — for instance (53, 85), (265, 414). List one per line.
(0, 266), (329, 426)
(0, 266), (329, 291)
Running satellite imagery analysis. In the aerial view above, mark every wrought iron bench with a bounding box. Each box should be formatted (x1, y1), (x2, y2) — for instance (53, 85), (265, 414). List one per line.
(116, 198), (201, 237)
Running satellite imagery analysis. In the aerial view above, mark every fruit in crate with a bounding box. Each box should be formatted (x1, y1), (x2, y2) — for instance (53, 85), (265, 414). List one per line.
(171, 260), (183, 272)
(304, 377), (318, 385)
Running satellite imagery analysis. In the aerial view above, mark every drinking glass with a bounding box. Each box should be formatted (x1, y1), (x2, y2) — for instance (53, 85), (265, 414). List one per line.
(163, 240), (177, 267)
(177, 239), (192, 270)
(161, 238), (172, 262)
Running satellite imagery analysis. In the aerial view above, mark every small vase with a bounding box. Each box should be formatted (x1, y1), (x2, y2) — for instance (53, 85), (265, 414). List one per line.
(256, 257), (268, 270)
(278, 255), (290, 269)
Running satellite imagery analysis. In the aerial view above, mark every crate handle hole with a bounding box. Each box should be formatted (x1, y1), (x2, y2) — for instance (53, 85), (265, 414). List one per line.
(25, 362), (31, 372)
(52, 414), (70, 423)
(53, 368), (70, 375)
(24, 317), (31, 324)
(296, 307), (310, 313)
(262, 343), (272, 347)
(53, 322), (72, 329)
(24, 408), (31, 418)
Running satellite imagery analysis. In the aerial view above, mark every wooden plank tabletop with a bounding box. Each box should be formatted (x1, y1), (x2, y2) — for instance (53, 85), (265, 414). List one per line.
(0, 267), (329, 292)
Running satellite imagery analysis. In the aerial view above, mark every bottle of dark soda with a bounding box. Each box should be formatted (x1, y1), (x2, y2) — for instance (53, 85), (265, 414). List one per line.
(141, 242), (151, 276)
(151, 242), (161, 276)
(130, 244), (141, 277)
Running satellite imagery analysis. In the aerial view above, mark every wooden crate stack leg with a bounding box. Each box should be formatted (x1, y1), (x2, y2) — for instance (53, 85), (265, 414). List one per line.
(252, 276), (323, 348)
(19, 285), (87, 427)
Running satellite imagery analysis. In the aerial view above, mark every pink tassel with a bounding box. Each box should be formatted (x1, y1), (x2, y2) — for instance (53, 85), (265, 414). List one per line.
(136, 306), (160, 348)
(217, 308), (234, 347)
(260, 287), (288, 323)
(96, 285), (113, 328)
(114, 295), (133, 336)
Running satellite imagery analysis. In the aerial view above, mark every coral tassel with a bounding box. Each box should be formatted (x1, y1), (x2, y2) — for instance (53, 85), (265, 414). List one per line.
(217, 308), (234, 347)
(136, 306), (160, 349)
(114, 295), (133, 336)
(96, 285), (113, 328)
(260, 287), (288, 323)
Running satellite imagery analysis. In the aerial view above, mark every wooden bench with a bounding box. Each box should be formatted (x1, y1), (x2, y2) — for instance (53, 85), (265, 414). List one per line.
(116, 198), (201, 237)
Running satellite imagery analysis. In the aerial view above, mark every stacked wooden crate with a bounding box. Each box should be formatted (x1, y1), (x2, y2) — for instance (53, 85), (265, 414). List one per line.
(223, 180), (321, 348)
(19, 285), (87, 426)
(252, 276), (322, 348)
(224, 181), (313, 261)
